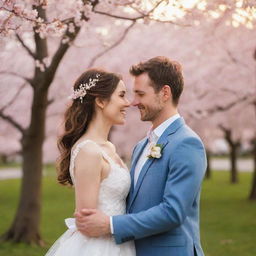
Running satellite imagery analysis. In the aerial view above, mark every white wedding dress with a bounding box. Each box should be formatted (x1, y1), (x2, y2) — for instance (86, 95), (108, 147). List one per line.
(45, 140), (135, 256)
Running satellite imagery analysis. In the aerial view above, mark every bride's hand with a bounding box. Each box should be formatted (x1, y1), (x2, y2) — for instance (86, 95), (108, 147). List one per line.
(74, 209), (111, 237)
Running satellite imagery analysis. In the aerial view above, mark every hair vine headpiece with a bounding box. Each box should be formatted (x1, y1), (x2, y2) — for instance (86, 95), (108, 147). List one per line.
(68, 73), (100, 103)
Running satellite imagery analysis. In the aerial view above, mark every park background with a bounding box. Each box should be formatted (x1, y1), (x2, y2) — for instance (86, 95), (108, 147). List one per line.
(0, 0), (255, 255)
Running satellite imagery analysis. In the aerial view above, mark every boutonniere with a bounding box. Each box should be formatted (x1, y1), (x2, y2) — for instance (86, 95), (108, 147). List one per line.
(147, 144), (163, 159)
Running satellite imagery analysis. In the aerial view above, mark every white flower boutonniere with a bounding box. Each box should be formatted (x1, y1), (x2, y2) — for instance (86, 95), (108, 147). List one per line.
(148, 144), (163, 159)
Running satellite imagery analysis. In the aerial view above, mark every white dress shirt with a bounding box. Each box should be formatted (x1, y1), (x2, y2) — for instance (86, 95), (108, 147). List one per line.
(134, 113), (180, 187)
(110, 113), (180, 234)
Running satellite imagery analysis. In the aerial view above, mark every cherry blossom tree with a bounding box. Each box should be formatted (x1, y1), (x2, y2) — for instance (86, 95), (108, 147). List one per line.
(1, 0), (179, 245)
(249, 49), (256, 200)
(249, 135), (256, 200)
(189, 23), (256, 190)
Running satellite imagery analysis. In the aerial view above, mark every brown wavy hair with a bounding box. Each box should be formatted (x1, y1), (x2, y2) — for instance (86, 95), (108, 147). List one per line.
(57, 69), (122, 186)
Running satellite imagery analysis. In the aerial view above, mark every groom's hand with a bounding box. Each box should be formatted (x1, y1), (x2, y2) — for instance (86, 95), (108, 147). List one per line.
(74, 209), (111, 237)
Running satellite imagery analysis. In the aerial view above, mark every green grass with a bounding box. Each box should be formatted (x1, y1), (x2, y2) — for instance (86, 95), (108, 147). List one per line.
(0, 162), (21, 169)
(0, 170), (256, 256)
(201, 172), (256, 256)
(0, 170), (74, 255)
(0, 163), (54, 170)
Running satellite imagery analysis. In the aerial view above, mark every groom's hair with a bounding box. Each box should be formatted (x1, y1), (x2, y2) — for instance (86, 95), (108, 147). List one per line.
(129, 56), (184, 106)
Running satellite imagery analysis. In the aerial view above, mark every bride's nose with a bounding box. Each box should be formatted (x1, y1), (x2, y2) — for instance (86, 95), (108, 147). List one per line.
(124, 98), (131, 107)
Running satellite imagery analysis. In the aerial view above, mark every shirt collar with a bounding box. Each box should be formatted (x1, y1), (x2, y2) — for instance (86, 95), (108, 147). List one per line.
(152, 113), (180, 139)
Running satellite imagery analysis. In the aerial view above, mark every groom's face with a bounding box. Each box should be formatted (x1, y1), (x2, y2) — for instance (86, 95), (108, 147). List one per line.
(132, 73), (164, 122)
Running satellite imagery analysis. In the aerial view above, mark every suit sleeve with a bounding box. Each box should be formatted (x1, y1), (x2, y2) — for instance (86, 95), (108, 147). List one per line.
(112, 136), (207, 244)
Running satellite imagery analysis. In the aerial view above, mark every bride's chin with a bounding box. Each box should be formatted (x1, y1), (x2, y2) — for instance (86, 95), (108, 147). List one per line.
(114, 118), (126, 125)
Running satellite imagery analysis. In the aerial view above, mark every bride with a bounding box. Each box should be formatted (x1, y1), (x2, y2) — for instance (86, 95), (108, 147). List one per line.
(45, 69), (135, 255)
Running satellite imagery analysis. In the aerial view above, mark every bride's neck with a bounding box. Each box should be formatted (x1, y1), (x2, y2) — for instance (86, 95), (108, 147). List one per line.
(83, 114), (112, 143)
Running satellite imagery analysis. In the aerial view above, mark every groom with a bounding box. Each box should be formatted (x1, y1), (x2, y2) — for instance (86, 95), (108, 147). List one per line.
(75, 56), (207, 256)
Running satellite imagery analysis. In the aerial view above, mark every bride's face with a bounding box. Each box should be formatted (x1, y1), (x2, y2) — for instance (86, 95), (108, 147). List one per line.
(102, 80), (130, 125)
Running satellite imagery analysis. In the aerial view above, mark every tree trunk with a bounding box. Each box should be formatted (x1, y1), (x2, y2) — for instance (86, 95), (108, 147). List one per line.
(249, 49), (256, 200)
(220, 127), (240, 184)
(230, 142), (239, 184)
(249, 139), (256, 200)
(0, 0), (117, 245)
(205, 150), (211, 179)
(0, 5), (83, 242)
(0, 154), (8, 164)
(1, 89), (48, 245)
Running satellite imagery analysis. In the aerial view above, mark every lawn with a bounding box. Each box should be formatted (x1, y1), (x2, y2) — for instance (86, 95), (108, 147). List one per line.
(0, 169), (255, 256)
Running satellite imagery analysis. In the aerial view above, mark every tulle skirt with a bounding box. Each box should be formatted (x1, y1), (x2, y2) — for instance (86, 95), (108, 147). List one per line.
(45, 218), (135, 256)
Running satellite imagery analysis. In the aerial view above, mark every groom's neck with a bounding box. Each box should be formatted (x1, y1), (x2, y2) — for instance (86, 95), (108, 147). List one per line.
(151, 108), (178, 129)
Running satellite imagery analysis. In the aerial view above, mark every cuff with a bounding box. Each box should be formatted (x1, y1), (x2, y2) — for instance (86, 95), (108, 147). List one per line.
(110, 216), (114, 234)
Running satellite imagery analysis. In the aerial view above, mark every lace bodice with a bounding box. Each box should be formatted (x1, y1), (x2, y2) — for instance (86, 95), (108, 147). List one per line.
(69, 140), (131, 216)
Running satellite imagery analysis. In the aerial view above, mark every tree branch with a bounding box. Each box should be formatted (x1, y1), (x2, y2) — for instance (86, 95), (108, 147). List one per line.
(219, 124), (229, 133)
(218, 124), (241, 146)
(0, 112), (25, 134)
(45, 24), (80, 90)
(145, 0), (190, 27)
(16, 34), (36, 59)
(93, 0), (161, 21)
(196, 94), (253, 116)
(88, 21), (136, 68)
(0, 83), (26, 112)
(225, 48), (250, 69)
(45, 1), (100, 89)
(0, 71), (33, 85)
(47, 98), (54, 106)
(94, 10), (145, 21)
(94, 0), (190, 26)
(0, 5), (37, 23)
(149, 18), (190, 27)
(187, 93), (254, 121)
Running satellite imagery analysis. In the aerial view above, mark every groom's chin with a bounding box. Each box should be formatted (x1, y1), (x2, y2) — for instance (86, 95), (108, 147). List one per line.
(140, 115), (150, 121)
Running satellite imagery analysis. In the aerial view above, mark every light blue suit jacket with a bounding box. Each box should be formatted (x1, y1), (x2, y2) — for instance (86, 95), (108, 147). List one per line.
(112, 118), (207, 256)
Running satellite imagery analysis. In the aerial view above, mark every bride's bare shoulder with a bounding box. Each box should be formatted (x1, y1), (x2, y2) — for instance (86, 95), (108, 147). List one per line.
(72, 139), (102, 158)
(72, 141), (103, 175)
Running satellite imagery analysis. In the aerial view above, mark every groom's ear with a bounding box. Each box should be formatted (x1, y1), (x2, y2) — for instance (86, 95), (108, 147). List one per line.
(161, 85), (172, 102)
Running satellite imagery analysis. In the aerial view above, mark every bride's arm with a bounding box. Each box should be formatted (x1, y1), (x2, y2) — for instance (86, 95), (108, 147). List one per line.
(73, 145), (102, 211)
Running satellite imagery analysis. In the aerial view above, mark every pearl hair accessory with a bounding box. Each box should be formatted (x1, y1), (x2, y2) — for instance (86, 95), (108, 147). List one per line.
(68, 73), (100, 103)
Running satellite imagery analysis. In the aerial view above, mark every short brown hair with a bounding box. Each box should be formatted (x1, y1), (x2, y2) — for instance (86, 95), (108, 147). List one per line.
(130, 56), (184, 105)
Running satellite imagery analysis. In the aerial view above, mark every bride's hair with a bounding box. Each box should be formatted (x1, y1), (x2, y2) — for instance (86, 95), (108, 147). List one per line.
(57, 68), (121, 186)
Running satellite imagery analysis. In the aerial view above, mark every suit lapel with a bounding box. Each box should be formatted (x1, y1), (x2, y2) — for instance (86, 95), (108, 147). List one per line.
(128, 140), (169, 211)
(127, 138), (148, 209)
(128, 117), (185, 211)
